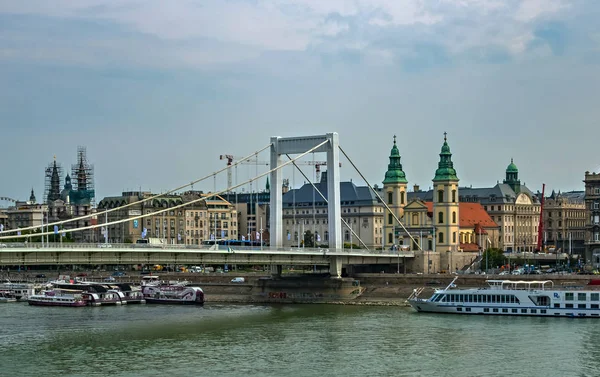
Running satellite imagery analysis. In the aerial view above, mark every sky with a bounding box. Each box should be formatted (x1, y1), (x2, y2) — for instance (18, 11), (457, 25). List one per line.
(1, 0), (599, 204)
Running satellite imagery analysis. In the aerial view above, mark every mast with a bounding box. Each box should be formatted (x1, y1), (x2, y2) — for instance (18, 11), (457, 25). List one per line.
(536, 183), (545, 252)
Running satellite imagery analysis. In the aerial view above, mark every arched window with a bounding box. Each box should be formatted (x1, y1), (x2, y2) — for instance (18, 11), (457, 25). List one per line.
(388, 214), (393, 224)
(452, 211), (457, 224)
(400, 192), (405, 205)
(438, 211), (444, 224)
(388, 192), (393, 204)
(412, 213), (419, 226)
(438, 190), (444, 202)
(388, 233), (393, 243)
(452, 190), (456, 202)
(325, 231), (329, 241)
(345, 230), (350, 242)
(453, 232), (457, 243)
(439, 232), (444, 243)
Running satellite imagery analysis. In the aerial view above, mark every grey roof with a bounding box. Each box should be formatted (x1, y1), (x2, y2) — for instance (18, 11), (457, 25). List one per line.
(283, 180), (380, 206)
(407, 183), (540, 205)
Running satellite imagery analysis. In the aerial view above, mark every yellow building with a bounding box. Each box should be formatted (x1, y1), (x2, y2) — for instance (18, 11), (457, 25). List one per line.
(382, 135), (408, 248)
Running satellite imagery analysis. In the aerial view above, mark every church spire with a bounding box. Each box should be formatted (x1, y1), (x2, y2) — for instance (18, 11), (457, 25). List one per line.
(29, 188), (36, 203)
(433, 132), (458, 182)
(383, 135), (408, 184)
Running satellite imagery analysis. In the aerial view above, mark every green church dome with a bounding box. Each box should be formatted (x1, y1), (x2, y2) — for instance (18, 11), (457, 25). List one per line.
(506, 158), (518, 173)
(433, 132), (459, 182)
(383, 135), (408, 184)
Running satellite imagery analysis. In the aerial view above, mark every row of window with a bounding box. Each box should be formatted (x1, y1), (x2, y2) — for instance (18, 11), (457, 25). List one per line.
(433, 293), (520, 304)
(565, 292), (600, 301)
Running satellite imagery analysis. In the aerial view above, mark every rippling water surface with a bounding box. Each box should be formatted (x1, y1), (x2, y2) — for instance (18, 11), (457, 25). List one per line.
(1, 302), (599, 377)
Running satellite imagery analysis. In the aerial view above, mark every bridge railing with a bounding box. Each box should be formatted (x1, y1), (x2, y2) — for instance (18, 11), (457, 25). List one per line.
(0, 242), (414, 257)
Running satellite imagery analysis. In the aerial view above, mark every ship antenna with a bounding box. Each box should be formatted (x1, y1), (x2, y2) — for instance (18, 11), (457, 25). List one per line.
(443, 276), (459, 291)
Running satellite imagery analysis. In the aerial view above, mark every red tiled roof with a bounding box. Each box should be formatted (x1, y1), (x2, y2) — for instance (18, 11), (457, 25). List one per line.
(424, 202), (498, 229)
(460, 243), (480, 252)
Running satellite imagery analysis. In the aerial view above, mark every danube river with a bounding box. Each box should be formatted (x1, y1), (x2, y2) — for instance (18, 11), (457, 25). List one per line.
(1, 303), (599, 377)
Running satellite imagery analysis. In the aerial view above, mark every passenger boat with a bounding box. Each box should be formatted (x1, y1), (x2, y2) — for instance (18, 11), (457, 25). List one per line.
(51, 282), (123, 306)
(0, 281), (35, 300)
(142, 284), (204, 305)
(28, 289), (87, 307)
(408, 277), (600, 318)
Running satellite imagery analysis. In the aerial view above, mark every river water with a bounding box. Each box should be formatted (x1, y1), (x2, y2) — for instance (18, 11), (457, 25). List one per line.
(1, 302), (599, 377)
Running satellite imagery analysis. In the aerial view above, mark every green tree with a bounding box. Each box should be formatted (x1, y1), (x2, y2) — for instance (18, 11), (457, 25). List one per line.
(303, 230), (315, 248)
(481, 248), (505, 270)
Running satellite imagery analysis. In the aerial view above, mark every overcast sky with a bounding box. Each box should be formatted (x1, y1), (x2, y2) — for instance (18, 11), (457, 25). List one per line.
(1, 0), (599, 204)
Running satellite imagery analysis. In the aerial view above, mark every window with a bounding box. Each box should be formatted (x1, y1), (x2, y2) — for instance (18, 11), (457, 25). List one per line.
(438, 232), (444, 243)
(387, 192), (393, 204)
(483, 308), (489, 313)
(578, 304), (586, 309)
(565, 293), (574, 301)
(453, 232), (456, 243)
(388, 233), (393, 243)
(388, 214), (393, 224)
(438, 212), (444, 224)
(452, 212), (456, 224)
(566, 303), (574, 308)
(412, 213), (418, 226)
(521, 309), (527, 313)
(554, 303), (560, 308)
(578, 293), (587, 301)
(400, 192), (405, 205)
(531, 309), (537, 314)
(541, 310), (547, 314)
(452, 190), (456, 202)
(512, 309), (518, 313)
(493, 308), (499, 313)
(438, 190), (444, 203)
(502, 308), (508, 313)
(591, 293), (599, 301)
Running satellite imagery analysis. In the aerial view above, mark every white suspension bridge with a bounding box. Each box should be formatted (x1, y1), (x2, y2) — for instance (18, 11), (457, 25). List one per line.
(0, 133), (419, 276)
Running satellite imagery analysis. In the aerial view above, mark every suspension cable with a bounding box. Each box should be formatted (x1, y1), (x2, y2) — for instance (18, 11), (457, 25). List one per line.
(285, 154), (370, 251)
(338, 146), (423, 251)
(1, 140), (329, 240)
(0, 143), (273, 235)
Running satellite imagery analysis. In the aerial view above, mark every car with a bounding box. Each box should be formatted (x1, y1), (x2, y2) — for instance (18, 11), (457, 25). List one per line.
(0, 243), (7, 248)
(98, 244), (112, 248)
(104, 276), (116, 282)
(112, 271), (125, 277)
(231, 277), (245, 283)
(35, 274), (46, 278)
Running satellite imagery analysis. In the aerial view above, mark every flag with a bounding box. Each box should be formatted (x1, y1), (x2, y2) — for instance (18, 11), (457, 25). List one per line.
(241, 235), (245, 241)
(221, 230), (225, 238)
(210, 233), (214, 240)
(142, 228), (147, 238)
(287, 233), (291, 241)
(317, 234), (321, 242)
(177, 233), (181, 241)
(17, 231), (21, 236)
(256, 231), (260, 240)
(0, 224), (4, 232)
(54, 225), (59, 234)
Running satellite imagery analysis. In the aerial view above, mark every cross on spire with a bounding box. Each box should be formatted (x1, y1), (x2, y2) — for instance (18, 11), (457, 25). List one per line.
(443, 132), (447, 142)
(393, 134), (397, 144)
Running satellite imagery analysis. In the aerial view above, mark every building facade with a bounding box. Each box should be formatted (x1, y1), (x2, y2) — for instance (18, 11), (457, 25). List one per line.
(542, 190), (586, 255)
(584, 171), (600, 267)
(281, 172), (384, 249)
(408, 159), (541, 252)
(432, 134), (460, 252)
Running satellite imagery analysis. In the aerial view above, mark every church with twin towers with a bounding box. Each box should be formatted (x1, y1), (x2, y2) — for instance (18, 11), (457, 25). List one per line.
(382, 133), (541, 255)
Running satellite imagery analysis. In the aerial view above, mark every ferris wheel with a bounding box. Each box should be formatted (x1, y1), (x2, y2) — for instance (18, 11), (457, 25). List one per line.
(0, 196), (17, 206)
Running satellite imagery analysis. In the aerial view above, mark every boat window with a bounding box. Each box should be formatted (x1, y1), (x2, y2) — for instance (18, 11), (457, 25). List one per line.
(459, 294), (464, 302)
(457, 308), (462, 312)
(541, 310), (547, 314)
(591, 293), (599, 301)
(466, 308), (471, 312)
(578, 293), (587, 301)
(565, 293), (574, 301)
(512, 309), (518, 313)
(502, 308), (508, 313)
(521, 309), (527, 313)
(531, 309), (537, 314)
(578, 304), (586, 309)
(484, 308), (489, 313)
(592, 304), (599, 309)
(493, 308), (499, 313)
(501, 295), (506, 304)
(566, 303), (573, 308)
(554, 303), (560, 308)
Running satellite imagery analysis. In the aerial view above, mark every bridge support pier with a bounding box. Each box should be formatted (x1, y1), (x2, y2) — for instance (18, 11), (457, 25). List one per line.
(270, 264), (282, 277)
(329, 256), (342, 278)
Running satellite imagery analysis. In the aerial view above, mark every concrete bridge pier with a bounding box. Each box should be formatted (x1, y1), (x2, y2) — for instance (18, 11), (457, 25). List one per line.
(329, 256), (342, 278)
(270, 264), (283, 277)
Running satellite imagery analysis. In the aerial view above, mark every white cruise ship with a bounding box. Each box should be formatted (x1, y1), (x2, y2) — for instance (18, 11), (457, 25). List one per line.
(408, 278), (600, 318)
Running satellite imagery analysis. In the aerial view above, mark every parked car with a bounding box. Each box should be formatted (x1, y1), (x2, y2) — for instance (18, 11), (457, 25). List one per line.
(35, 274), (46, 278)
(231, 277), (245, 283)
(112, 271), (125, 277)
(104, 276), (116, 282)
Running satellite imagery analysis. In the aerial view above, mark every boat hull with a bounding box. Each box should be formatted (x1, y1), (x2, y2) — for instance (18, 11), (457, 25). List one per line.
(28, 300), (87, 307)
(145, 298), (203, 305)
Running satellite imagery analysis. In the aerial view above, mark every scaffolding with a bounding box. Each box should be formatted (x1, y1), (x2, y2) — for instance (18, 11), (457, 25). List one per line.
(44, 158), (63, 204)
(71, 146), (95, 206)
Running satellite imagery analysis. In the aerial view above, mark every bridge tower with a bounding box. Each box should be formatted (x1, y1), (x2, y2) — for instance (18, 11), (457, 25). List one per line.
(432, 132), (460, 253)
(269, 133), (342, 251)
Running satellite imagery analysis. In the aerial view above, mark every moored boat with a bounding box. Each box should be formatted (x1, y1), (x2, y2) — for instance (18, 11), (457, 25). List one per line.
(142, 285), (204, 305)
(408, 277), (600, 318)
(0, 291), (17, 303)
(28, 289), (87, 307)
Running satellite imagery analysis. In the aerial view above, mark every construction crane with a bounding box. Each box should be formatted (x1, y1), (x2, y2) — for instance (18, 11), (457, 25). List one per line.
(536, 183), (545, 252)
(219, 155), (341, 189)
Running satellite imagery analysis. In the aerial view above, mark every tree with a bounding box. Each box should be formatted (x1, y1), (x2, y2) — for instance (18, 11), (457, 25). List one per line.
(481, 248), (504, 270)
(303, 230), (315, 248)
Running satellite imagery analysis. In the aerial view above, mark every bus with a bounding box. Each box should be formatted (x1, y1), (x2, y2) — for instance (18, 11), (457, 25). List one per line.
(201, 239), (263, 247)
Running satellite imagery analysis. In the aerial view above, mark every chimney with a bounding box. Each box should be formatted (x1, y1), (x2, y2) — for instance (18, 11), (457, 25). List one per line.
(413, 184), (420, 192)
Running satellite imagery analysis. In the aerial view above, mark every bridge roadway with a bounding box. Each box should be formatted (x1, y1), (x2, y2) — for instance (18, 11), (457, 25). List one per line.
(0, 244), (414, 277)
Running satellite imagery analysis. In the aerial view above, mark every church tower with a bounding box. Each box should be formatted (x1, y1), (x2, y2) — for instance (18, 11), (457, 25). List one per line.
(432, 133), (459, 252)
(383, 135), (408, 248)
(503, 158), (521, 193)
